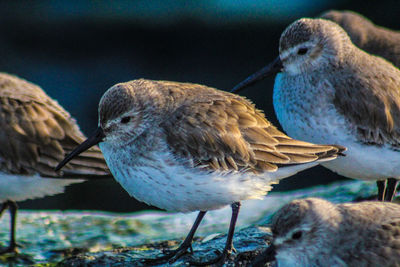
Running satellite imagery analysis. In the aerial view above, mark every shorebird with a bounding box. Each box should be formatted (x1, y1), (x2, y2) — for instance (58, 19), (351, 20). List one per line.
(55, 79), (344, 265)
(321, 10), (400, 68)
(0, 73), (110, 254)
(231, 18), (400, 202)
(251, 198), (400, 267)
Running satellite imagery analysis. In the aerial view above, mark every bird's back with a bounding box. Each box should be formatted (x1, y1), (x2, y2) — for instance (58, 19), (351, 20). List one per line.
(321, 10), (400, 68)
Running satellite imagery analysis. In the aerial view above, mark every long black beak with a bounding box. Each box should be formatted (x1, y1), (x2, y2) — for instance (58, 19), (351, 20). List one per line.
(251, 243), (276, 267)
(55, 127), (105, 171)
(230, 56), (283, 94)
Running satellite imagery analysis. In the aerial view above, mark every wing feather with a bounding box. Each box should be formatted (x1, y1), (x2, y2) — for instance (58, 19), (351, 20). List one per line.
(0, 73), (110, 178)
(161, 82), (344, 173)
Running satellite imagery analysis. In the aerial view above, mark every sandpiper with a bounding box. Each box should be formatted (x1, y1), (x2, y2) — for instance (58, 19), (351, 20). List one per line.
(321, 10), (400, 68)
(252, 198), (400, 267)
(55, 79), (344, 265)
(0, 73), (110, 254)
(231, 18), (400, 202)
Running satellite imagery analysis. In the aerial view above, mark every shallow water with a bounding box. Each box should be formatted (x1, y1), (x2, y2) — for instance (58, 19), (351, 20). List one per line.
(0, 180), (377, 265)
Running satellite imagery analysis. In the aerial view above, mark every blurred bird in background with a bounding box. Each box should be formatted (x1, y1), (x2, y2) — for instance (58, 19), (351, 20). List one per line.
(0, 73), (110, 254)
(321, 10), (400, 68)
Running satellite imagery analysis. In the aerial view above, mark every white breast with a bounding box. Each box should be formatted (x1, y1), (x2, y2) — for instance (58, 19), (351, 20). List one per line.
(273, 74), (400, 180)
(99, 140), (322, 213)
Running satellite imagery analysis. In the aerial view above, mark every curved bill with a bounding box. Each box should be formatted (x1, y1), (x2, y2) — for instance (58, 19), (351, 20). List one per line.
(55, 127), (105, 171)
(250, 243), (276, 267)
(230, 56), (283, 94)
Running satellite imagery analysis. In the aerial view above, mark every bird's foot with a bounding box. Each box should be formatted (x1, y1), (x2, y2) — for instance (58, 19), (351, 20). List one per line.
(189, 247), (235, 267)
(0, 243), (20, 255)
(142, 242), (193, 264)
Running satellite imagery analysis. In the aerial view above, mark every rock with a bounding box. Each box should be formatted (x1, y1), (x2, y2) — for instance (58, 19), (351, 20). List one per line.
(61, 226), (272, 266)
(0, 180), (377, 266)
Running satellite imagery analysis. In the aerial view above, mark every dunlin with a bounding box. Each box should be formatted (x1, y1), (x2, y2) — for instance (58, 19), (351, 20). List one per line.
(0, 73), (110, 254)
(321, 10), (400, 68)
(252, 198), (400, 267)
(231, 18), (400, 202)
(55, 79), (344, 265)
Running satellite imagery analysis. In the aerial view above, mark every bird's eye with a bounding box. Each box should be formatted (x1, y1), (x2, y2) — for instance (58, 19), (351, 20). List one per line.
(297, 48), (308, 55)
(120, 117), (131, 124)
(291, 230), (302, 240)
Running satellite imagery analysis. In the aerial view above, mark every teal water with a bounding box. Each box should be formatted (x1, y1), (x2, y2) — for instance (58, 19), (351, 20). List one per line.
(0, 180), (377, 265)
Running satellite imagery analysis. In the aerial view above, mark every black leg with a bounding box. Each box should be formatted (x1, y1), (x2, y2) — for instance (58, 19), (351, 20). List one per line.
(190, 202), (241, 266)
(384, 178), (398, 202)
(143, 210), (207, 264)
(251, 244), (276, 267)
(377, 180), (386, 201)
(8, 201), (18, 250)
(0, 200), (19, 254)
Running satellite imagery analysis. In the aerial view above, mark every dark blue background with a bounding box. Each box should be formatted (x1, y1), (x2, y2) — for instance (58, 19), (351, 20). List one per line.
(0, 0), (398, 211)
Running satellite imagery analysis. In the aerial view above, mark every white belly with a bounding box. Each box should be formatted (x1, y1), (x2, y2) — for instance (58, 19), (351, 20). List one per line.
(322, 143), (400, 180)
(0, 173), (82, 202)
(99, 141), (322, 213)
(273, 74), (400, 180)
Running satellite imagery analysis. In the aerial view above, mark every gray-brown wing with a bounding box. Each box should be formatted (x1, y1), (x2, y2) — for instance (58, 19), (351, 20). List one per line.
(332, 53), (400, 147)
(162, 84), (344, 173)
(321, 10), (400, 68)
(0, 73), (110, 178)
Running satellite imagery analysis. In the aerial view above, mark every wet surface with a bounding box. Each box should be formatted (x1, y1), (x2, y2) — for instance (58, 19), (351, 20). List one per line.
(0, 180), (377, 266)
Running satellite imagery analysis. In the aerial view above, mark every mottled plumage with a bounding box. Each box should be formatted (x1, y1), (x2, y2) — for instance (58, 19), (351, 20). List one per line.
(56, 78), (344, 265)
(0, 73), (109, 178)
(0, 72), (110, 254)
(321, 10), (400, 68)
(253, 198), (400, 267)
